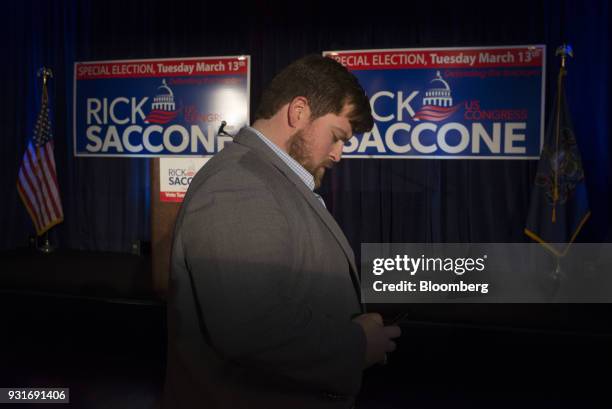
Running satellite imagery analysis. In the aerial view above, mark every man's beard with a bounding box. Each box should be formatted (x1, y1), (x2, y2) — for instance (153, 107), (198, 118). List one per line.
(287, 129), (332, 189)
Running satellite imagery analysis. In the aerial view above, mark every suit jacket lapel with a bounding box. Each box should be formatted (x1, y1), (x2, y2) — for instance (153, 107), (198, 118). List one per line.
(233, 128), (361, 292)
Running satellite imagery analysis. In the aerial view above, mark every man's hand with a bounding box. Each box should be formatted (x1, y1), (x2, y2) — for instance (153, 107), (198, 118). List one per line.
(352, 313), (401, 368)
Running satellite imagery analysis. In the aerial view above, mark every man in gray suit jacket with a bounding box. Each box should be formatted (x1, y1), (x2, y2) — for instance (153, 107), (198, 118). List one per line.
(163, 55), (401, 409)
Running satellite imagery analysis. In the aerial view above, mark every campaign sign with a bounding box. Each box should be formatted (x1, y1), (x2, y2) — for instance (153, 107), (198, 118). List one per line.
(324, 46), (545, 159)
(74, 56), (250, 157)
(159, 157), (210, 202)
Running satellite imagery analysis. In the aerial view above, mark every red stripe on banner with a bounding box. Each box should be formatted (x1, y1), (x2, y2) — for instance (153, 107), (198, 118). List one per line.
(413, 115), (450, 121)
(414, 111), (451, 117)
(413, 104), (461, 121)
(145, 118), (172, 124)
(146, 115), (176, 119)
(414, 114), (450, 120)
(146, 115), (176, 120)
(417, 105), (459, 113)
(145, 113), (178, 120)
(148, 110), (177, 116)
(414, 108), (455, 115)
(413, 113), (454, 121)
(145, 109), (179, 124)
(326, 47), (544, 70)
(413, 112), (451, 119)
(160, 191), (185, 202)
(416, 108), (456, 115)
(413, 110), (454, 118)
(76, 58), (248, 79)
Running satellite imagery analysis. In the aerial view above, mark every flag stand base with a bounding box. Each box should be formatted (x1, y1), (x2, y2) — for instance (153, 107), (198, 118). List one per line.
(38, 238), (55, 254)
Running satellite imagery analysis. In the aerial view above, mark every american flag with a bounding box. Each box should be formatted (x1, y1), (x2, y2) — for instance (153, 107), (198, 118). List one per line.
(16, 82), (64, 236)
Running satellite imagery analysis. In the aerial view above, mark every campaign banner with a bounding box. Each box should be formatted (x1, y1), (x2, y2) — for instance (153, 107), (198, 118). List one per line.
(73, 56), (250, 157)
(159, 157), (210, 202)
(324, 46), (545, 159)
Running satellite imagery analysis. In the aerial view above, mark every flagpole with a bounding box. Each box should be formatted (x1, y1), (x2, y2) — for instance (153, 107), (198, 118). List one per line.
(552, 45), (573, 223)
(549, 45), (574, 279)
(36, 67), (56, 254)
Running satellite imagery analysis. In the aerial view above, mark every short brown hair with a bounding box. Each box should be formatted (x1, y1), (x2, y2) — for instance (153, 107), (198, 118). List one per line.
(255, 54), (374, 134)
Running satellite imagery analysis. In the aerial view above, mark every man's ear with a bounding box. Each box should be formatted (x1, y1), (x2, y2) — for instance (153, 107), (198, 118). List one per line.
(287, 96), (311, 128)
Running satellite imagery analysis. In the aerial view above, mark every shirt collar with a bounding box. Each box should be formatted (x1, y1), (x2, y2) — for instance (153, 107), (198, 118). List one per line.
(246, 126), (316, 192)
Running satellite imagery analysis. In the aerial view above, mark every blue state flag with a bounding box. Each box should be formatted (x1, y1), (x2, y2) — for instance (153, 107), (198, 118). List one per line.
(524, 65), (590, 256)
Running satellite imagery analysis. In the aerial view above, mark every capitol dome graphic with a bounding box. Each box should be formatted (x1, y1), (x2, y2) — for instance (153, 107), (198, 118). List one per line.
(423, 70), (453, 107)
(145, 79), (179, 124)
(413, 71), (461, 122)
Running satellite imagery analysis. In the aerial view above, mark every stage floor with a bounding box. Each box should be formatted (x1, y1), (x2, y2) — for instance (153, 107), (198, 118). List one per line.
(1, 249), (610, 408)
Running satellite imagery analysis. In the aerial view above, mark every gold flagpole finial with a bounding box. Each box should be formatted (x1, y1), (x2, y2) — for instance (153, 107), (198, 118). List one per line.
(37, 67), (53, 102)
(37, 67), (54, 86)
(555, 44), (574, 69)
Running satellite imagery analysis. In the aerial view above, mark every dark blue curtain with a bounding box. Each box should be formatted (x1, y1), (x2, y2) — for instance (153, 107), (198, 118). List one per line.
(1, 0), (610, 253)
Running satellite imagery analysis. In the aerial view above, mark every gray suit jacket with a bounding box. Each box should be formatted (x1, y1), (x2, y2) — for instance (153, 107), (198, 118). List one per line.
(162, 127), (365, 409)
